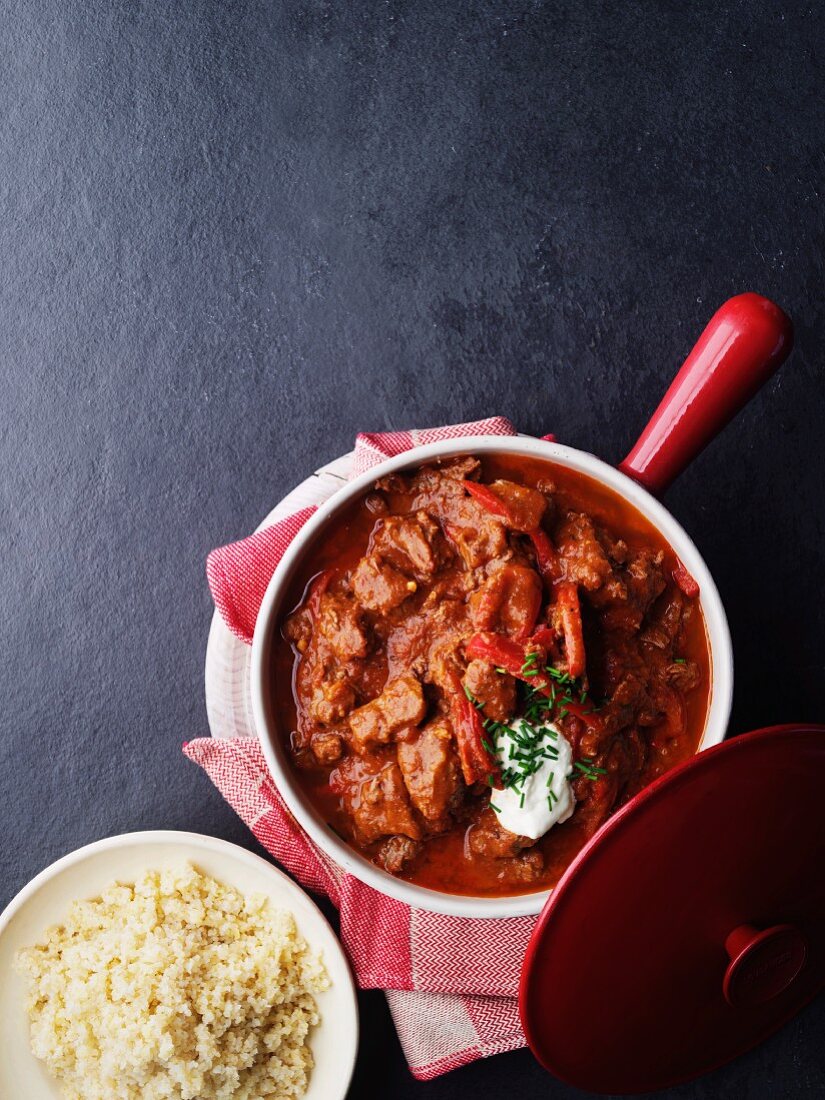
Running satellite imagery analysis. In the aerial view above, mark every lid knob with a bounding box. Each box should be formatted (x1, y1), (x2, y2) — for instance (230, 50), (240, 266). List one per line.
(723, 923), (807, 1008)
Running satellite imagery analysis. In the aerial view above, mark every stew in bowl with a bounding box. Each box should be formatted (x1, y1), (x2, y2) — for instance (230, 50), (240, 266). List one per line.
(270, 451), (712, 901)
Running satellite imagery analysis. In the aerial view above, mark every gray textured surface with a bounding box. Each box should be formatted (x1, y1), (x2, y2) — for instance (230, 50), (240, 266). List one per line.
(1, 2), (823, 1097)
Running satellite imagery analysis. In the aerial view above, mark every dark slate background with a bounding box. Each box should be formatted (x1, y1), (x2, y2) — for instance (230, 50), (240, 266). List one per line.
(1, 2), (823, 1097)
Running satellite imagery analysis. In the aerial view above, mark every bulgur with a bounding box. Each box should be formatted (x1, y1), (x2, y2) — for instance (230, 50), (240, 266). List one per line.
(14, 864), (329, 1100)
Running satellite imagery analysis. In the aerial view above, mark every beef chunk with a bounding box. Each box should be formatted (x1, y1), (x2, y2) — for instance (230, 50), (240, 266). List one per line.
(557, 513), (617, 592)
(371, 512), (441, 578)
(666, 658), (701, 692)
(317, 593), (369, 662)
(488, 479), (547, 532)
(376, 835), (420, 874)
(348, 674), (426, 750)
(469, 563), (542, 639)
(387, 596), (469, 693)
(311, 730), (344, 765)
(306, 669), (356, 725)
(403, 456), (481, 491)
(648, 684), (687, 743)
(397, 719), (462, 829)
(423, 634), (465, 697)
(559, 514), (666, 631)
(465, 807), (536, 859)
(598, 547), (667, 631)
(624, 548), (666, 615)
(284, 607), (313, 653)
(462, 660), (517, 723)
(497, 848), (545, 884)
(641, 591), (687, 649)
(334, 753), (421, 843)
(402, 464), (509, 569)
(351, 556), (416, 613)
(571, 736), (639, 837)
(445, 510), (509, 570)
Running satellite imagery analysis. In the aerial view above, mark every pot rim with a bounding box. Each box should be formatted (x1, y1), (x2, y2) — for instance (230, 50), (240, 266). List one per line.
(251, 435), (733, 918)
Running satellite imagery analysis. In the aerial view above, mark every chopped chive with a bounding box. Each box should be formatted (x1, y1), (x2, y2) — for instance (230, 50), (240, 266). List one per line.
(573, 759), (608, 781)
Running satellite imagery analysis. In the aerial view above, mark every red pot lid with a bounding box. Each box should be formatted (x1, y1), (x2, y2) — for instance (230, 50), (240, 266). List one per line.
(519, 724), (825, 1094)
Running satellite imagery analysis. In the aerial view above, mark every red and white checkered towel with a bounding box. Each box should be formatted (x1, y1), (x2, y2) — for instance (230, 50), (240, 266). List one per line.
(186, 418), (554, 1080)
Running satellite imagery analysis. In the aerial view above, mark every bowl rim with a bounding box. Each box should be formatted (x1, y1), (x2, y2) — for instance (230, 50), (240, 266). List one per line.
(251, 435), (734, 918)
(0, 829), (359, 1100)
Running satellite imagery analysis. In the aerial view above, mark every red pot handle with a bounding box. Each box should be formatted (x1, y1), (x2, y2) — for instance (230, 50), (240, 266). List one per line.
(618, 293), (793, 496)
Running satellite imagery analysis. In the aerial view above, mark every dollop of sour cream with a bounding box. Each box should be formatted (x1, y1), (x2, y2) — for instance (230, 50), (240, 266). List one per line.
(491, 720), (576, 840)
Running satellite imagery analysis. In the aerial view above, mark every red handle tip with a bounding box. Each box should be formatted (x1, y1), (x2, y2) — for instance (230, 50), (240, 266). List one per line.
(619, 293), (793, 496)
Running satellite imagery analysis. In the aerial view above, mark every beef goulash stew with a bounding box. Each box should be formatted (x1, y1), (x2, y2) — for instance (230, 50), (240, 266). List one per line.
(274, 455), (711, 897)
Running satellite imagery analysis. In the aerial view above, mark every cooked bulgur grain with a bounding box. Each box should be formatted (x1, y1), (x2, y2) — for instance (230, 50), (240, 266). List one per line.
(14, 864), (328, 1099)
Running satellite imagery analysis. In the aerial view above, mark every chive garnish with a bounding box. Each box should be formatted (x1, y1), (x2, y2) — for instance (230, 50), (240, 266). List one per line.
(573, 759), (608, 781)
(462, 654), (606, 813)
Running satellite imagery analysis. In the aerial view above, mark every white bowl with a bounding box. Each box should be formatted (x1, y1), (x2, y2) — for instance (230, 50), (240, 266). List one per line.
(0, 831), (358, 1100)
(251, 436), (733, 918)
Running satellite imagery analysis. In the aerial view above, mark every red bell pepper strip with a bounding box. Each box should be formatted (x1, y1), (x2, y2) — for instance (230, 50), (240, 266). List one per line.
(529, 624), (558, 649)
(528, 526), (560, 588)
(466, 631), (598, 728)
(462, 480), (514, 522)
(518, 581), (542, 641)
(558, 699), (591, 722)
(468, 625), (588, 689)
(450, 688), (502, 788)
(529, 623), (563, 665)
(466, 632), (555, 694)
(555, 581), (586, 679)
(672, 561), (700, 598)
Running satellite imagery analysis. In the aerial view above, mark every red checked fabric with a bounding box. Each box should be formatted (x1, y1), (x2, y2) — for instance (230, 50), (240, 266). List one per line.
(188, 418), (550, 1080)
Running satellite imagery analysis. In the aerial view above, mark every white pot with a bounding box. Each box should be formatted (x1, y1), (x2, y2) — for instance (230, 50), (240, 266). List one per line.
(251, 435), (732, 918)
